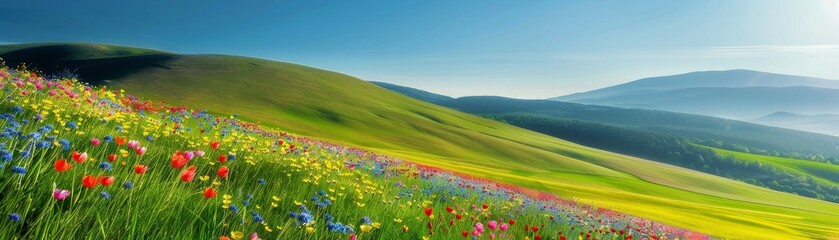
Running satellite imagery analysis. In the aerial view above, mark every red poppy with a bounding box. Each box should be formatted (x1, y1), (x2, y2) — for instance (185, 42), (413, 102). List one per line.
(424, 208), (433, 216)
(115, 137), (127, 145)
(203, 187), (217, 198)
(210, 141), (220, 149)
(54, 159), (73, 172)
(531, 226), (539, 232)
(278, 140), (284, 145)
(171, 152), (188, 168)
(445, 206), (453, 213)
(181, 166), (196, 182)
(482, 204), (488, 209)
(107, 154), (117, 162)
(135, 147), (146, 155)
(134, 164), (148, 174)
(508, 219), (515, 225)
(456, 214), (462, 220)
(535, 235), (542, 240)
(217, 166), (229, 178)
(218, 154), (227, 163)
(82, 175), (98, 188)
(71, 151), (87, 163)
(100, 176), (115, 186)
(461, 231), (469, 237)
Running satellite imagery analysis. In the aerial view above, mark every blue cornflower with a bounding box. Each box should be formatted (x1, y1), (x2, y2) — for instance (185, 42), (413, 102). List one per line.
(99, 161), (113, 171)
(0, 113), (13, 121)
(145, 135), (154, 141)
(227, 154), (236, 161)
(327, 221), (354, 233)
(325, 214), (334, 222)
(10, 106), (22, 113)
(65, 121), (77, 129)
(7, 213), (21, 222)
(19, 150), (29, 158)
(290, 205), (315, 225)
(229, 204), (240, 214)
(35, 141), (50, 148)
(59, 139), (71, 151)
(100, 191), (111, 200)
(243, 199), (250, 207)
(360, 216), (372, 225)
(1, 150), (12, 162)
(103, 135), (113, 143)
(11, 166), (25, 175)
(251, 211), (264, 223)
(123, 181), (134, 189)
(257, 179), (266, 185)
(26, 132), (41, 140)
(115, 125), (123, 131)
(37, 125), (53, 133)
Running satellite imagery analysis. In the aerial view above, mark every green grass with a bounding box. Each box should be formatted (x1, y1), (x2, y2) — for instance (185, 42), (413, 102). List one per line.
(2, 43), (839, 239)
(711, 147), (839, 185)
(0, 65), (716, 240)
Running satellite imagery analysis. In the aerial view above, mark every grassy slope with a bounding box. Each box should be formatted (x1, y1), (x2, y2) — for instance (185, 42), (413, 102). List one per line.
(712, 148), (839, 185)
(2, 43), (839, 239)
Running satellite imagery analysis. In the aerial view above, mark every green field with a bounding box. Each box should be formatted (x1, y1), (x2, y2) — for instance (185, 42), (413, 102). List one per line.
(712, 147), (839, 185)
(2, 43), (839, 239)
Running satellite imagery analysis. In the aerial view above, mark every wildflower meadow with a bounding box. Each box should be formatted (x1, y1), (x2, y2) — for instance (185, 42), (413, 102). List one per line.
(0, 65), (710, 239)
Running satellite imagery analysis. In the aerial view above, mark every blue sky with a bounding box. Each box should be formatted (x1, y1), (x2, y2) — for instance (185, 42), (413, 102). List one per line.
(2, 0), (839, 98)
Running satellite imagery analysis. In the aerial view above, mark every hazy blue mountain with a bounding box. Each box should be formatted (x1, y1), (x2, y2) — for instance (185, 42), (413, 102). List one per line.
(555, 69), (839, 101)
(572, 86), (839, 119)
(754, 112), (839, 136)
(551, 70), (839, 121)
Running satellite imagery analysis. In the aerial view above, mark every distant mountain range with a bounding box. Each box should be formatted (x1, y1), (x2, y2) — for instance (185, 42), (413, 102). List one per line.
(754, 112), (839, 136)
(551, 69), (839, 135)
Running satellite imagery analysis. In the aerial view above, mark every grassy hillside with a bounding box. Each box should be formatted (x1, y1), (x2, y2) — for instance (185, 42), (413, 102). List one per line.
(0, 67), (709, 239)
(712, 148), (839, 185)
(371, 82), (839, 201)
(3, 43), (839, 239)
(378, 92), (839, 163)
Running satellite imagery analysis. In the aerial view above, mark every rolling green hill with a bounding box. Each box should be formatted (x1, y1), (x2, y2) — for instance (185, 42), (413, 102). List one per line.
(371, 82), (839, 202)
(3, 43), (839, 239)
(371, 82), (839, 162)
(712, 148), (839, 185)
